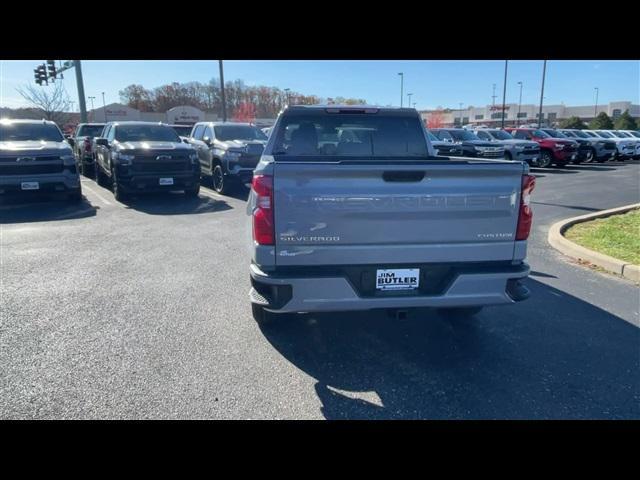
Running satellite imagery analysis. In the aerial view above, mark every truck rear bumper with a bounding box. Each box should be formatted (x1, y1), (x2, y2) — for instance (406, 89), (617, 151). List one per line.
(250, 261), (530, 313)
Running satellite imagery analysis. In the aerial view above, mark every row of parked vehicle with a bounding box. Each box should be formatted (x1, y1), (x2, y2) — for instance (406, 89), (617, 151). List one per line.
(427, 127), (640, 168)
(2, 113), (639, 206)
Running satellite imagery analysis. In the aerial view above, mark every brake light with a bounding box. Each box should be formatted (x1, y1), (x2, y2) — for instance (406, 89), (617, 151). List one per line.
(83, 138), (92, 152)
(252, 175), (274, 245)
(516, 174), (536, 241)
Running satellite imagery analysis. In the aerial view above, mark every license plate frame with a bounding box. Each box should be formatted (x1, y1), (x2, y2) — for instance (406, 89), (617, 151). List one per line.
(376, 268), (420, 291)
(159, 177), (174, 186)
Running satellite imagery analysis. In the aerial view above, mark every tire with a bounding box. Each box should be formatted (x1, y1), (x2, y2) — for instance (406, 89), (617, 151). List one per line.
(538, 150), (553, 168)
(251, 303), (283, 326)
(111, 167), (127, 202)
(95, 161), (107, 186)
(212, 164), (232, 195)
(184, 183), (200, 198)
(584, 148), (595, 163)
(437, 306), (483, 319)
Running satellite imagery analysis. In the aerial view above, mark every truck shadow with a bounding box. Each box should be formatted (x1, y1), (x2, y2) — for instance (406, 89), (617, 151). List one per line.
(259, 278), (639, 419)
(121, 193), (233, 215)
(0, 194), (98, 224)
(200, 179), (251, 202)
(530, 168), (578, 174)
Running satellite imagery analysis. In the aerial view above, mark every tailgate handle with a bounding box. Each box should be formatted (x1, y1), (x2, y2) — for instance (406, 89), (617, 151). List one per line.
(382, 171), (425, 182)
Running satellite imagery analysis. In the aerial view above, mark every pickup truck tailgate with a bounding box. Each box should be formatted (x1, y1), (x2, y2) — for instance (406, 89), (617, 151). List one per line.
(273, 160), (526, 265)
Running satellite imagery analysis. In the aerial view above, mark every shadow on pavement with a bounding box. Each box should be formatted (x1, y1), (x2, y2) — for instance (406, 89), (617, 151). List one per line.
(530, 168), (578, 174)
(259, 278), (639, 419)
(0, 194), (97, 224)
(200, 178), (251, 202)
(565, 165), (616, 171)
(122, 192), (233, 215)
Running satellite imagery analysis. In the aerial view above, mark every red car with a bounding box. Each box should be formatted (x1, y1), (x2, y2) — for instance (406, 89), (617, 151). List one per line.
(505, 128), (578, 168)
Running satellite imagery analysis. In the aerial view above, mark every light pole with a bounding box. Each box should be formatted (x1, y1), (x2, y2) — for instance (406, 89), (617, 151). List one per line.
(407, 93), (413, 108)
(538, 60), (547, 128)
(398, 72), (404, 107)
(284, 88), (291, 106)
(88, 96), (95, 122)
(492, 83), (497, 106)
(594, 87), (599, 117)
(517, 81), (523, 127)
(102, 92), (108, 122)
(459, 102), (464, 127)
(501, 60), (508, 129)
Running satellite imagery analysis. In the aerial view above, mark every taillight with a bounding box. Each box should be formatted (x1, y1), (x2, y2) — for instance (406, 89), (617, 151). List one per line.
(252, 175), (274, 245)
(516, 174), (536, 241)
(84, 138), (92, 152)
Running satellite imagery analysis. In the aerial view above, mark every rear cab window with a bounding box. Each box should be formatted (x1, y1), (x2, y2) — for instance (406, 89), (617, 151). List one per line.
(269, 110), (429, 159)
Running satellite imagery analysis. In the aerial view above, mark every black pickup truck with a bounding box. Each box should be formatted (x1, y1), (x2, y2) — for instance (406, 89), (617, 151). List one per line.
(93, 121), (200, 202)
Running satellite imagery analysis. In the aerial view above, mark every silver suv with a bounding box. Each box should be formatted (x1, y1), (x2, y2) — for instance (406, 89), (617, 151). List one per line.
(472, 128), (540, 165)
(0, 119), (82, 202)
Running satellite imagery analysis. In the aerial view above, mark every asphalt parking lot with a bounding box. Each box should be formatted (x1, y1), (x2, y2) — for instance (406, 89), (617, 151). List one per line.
(1, 161), (639, 419)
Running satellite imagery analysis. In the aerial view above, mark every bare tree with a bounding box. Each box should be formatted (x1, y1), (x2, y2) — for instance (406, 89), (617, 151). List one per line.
(16, 82), (72, 125)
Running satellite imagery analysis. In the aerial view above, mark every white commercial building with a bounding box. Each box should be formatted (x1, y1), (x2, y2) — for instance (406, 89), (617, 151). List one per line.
(421, 100), (639, 128)
(88, 103), (219, 124)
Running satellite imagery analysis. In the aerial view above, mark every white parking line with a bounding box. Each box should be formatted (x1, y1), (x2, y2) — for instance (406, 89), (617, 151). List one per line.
(82, 182), (113, 206)
(199, 188), (225, 200)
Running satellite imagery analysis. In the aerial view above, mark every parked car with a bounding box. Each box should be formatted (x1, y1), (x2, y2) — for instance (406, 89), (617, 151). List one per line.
(605, 130), (640, 159)
(426, 130), (463, 157)
(505, 127), (578, 168)
(540, 128), (586, 164)
(186, 122), (268, 194)
(0, 119), (82, 202)
(471, 128), (540, 165)
(247, 105), (534, 324)
(93, 121), (200, 202)
(430, 128), (505, 159)
(558, 129), (617, 163)
(68, 123), (105, 176)
(590, 130), (636, 160)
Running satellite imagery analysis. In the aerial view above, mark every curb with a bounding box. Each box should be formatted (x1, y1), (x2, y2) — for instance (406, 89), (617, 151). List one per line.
(548, 203), (640, 283)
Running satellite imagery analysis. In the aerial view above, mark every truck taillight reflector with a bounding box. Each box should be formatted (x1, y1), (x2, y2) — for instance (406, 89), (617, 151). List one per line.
(83, 138), (92, 152)
(252, 174), (274, 245)
(516, 174), (536, 241)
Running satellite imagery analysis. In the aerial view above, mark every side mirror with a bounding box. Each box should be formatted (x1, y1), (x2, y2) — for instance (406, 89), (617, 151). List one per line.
(66, 138), (75, 147)
(202, 136), (211, 146)
(95, 138), (109, 147)
(182, 137), (190, 143)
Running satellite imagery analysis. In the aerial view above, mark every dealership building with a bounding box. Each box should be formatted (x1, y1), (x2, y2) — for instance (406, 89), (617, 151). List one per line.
(420, 100), (639, 128)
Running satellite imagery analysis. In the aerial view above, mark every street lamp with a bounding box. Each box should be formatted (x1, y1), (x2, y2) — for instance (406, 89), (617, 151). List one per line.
(284, 88), (291, 106)
(594, 87), (599, 117)
(517, 81), (523, 127)
(88, 96), (95, 122)
(407, 93), (413, 108)
(398, 72), (404, 107)
(459, 102), (464, 126)
(102, 92), (108, 122)
(538, 60), (547, 128)
(501, 60), (508, 129)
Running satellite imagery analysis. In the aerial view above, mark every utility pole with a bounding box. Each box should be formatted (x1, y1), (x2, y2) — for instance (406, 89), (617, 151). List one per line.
(594, 87), (599, 117)
(517, 81), (523, 127)
(407, 93), (413, 108)
(459, 102), (464, 126)
(284, 88), (291, 106)
(88, 96), (95, 122)
(218, 60), (227, 122)
(74, 61), (88, 123)
(398, 72), (404, 107)
(501, 60), (508, 129)
(102, 92), (108, 122)
(492, 83), (497, 106)
(538, 60), (547, 128)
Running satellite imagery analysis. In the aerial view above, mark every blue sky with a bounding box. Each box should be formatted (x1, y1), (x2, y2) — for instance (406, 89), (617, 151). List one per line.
(1, 60), (638, 111)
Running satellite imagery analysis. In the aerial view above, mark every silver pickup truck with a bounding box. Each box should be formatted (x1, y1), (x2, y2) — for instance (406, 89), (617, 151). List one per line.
(247, 106), (535, 324)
